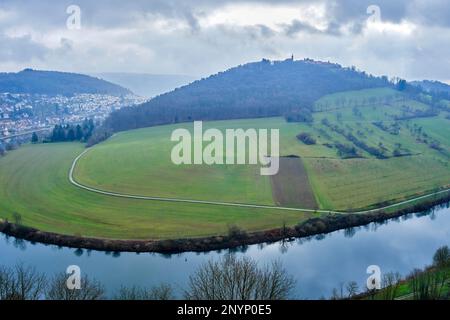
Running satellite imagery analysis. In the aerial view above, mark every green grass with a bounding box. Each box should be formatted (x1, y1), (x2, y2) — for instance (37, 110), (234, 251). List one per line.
(74, 118), (337, 204)
(362, 265), (450, 300)
(0, 88), (448, 240)
(0, 143), (310, 240)
(314, 87), (401, 112)
(303, 88), (450, 209)
(305, 156), (450, 210)
(74, 120), (277, 205)
(74, 109), (449, 211)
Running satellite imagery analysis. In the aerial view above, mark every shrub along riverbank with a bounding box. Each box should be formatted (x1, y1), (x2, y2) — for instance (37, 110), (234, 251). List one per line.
(1, 194), (449, 254)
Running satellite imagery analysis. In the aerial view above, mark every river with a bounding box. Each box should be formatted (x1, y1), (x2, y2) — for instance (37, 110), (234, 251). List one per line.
(1, 202), (449, 299)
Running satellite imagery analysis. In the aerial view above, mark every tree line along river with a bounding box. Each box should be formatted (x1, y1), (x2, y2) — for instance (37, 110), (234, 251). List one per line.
(1, 202), (449, 299)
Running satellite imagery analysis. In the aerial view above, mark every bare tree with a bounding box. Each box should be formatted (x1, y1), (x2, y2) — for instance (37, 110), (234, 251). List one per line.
(147, 283), (174, 300)
(330, 282), (345, 300)
(184, 255), (295, 300)
(346, 281), (359, 298)
(227, 225), (248, 240)
(12, 212), (22, 225)
(0, 263), (46, 300)
(410, 269), (448, 300)
(433, 246), (450, 268)
(380, 272), (402, 300)
(46, 272), (105, 300)
(114, 284), (174, 300)
(0, 266), (15, 300)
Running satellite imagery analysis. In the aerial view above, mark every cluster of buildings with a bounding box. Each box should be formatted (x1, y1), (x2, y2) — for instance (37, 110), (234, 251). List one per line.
(0, 93), (147, 138)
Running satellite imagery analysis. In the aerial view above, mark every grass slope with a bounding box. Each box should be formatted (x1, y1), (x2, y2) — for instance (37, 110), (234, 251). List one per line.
(0, 88), (448, 240)
(75, 103), (450, 211)
(74, 119), (276, 205)
(0, 143), (309, 239)
(305, 88), (450, 209)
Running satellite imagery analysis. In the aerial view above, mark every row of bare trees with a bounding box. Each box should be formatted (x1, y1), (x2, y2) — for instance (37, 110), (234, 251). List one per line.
(0, 255), (296, 300)
(185, 255), (295, 300)
(4, 246), (447, 301)
(0, 263), (105, 300)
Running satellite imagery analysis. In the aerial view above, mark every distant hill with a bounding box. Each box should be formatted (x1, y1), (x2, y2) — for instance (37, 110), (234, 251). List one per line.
(104, 58), (393, 132)
(93, 73), (197, 98)
(0, 69), (131, 96)
(410, 80), (450, 94)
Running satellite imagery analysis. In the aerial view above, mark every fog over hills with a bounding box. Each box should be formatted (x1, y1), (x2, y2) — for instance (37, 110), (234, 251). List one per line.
(410, 80), (450, 94)
(93, 73), (198, 98)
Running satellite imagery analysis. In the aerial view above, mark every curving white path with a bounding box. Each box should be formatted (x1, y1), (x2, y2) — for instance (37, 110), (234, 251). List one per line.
(69, 148), (450, 215)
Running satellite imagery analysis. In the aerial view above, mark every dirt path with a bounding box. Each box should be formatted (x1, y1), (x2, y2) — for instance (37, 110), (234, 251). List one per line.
(270, 157), (318, 209)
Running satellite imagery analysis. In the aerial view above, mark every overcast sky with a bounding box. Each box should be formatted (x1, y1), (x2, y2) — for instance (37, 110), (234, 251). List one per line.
(1, 0), (450, 82)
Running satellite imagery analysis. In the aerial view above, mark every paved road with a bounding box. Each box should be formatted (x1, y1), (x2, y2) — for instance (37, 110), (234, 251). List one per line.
(0, 127), (53, 141)
(69, 148), (450, 214)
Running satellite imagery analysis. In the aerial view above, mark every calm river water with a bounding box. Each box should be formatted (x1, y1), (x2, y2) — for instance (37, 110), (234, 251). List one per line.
(1, 203), (449, 299)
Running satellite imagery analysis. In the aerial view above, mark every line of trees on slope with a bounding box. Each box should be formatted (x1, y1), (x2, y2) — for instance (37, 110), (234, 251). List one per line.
(405, 122), (447, 155)
(101, 59), (392, 134)
(394, 108), (440, 121)
(296, 132), (317, 145)
(285, 108), (314, 123)
(321, 118), (387, 159)
(372, 121), (400, 135)
(44, 119), (95, 143)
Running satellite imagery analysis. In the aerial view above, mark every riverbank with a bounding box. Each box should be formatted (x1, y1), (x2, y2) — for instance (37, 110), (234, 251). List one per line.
(352, 249), (450, 300)
(1, 193), (449, 253)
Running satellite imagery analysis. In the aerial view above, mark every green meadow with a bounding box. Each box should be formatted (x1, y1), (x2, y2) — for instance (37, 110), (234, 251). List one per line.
(0, 143), (310, 239)
(0, 87), (448, 239)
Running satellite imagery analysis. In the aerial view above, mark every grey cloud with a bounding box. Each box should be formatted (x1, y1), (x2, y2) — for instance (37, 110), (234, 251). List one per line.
(0, 0), (450, 83)
(284, 19), (342, 37)
(257, 24), (276, 38)
(2, 0), (450, 32)
(326, 0), (450, 29)
(0, 33), (48, 62)
(325, 0), (408, 25)
(407, 0), (450, 28)
(285, 20), (325, 36)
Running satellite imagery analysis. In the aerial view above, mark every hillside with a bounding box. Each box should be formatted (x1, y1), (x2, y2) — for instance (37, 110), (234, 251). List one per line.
(94, 72), (197, 98)
(0, 88), (448, 241)
(0, 69), (132, 96)
(0, 142), (307, 239)
(76, 89), (450, 212)
(411, 80), (450, 94)
(104, 58), (393, 132)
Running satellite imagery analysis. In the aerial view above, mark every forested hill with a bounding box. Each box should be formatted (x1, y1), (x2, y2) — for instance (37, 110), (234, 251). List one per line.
(0, 69), (132, 96)
(411, 80), (450, 95)
(104, 58), (392, 132)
